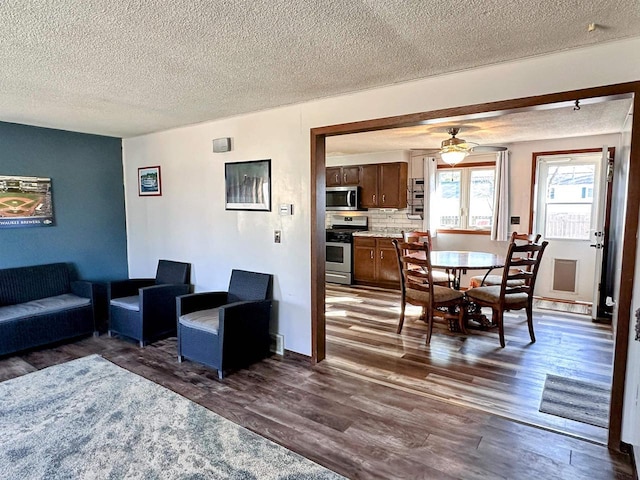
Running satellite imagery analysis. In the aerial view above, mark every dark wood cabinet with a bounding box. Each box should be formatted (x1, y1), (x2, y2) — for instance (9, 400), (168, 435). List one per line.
(326, 166), (360, 187)
(353, 238), (376, 283)
(359, 164), (379, 208)
(353, 236), (400, 288)
(326, 167), (342, 187)
(359, 163), (408, 209)
(377, 238), (400, 284)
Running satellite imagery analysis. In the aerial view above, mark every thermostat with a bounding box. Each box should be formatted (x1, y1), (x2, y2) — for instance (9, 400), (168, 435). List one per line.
(279, 204), (293, 216)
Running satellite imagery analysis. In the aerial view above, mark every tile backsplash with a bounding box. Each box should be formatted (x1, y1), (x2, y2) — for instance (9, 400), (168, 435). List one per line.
(326, 209), (422, 232)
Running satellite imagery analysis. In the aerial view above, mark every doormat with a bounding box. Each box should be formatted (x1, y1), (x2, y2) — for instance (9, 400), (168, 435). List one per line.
(539, 374), (610, 428)
(533, 299), (592, 316)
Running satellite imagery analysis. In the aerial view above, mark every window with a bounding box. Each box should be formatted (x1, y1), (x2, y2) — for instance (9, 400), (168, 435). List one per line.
(540, 163), (596, 240)
(435, 166), (495, 231)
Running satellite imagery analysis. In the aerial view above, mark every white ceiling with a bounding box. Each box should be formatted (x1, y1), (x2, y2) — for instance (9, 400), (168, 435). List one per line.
(1, 1), (639, 138)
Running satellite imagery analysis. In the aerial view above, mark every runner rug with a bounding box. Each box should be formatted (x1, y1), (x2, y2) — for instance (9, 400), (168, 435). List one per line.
(539, 374), (610, 428)
(0, 355), (344, 479)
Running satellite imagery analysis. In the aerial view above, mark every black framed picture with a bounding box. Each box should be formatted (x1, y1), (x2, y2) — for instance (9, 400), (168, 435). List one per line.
(225, 159), (271, 211)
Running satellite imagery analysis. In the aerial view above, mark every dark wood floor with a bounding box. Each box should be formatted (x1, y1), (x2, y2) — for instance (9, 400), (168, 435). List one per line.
(1, 330), (632, 479)
(325, 284), (614, 445)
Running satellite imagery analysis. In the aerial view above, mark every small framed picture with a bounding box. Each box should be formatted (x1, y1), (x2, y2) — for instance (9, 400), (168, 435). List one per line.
(138, 166), (161, 196)
(225, 159), (271, 211)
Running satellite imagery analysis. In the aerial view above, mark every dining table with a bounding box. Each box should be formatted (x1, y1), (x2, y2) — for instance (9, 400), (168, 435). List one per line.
(430, 250), (505, 290)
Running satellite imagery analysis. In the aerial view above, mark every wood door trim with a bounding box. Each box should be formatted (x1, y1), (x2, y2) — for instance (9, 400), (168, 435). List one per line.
(310, 81), (640, 451)
(609, 92), (640, 450)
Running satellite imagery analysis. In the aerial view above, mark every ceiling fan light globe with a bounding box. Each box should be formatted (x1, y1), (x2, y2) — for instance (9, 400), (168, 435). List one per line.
(440, 150), (467, 166)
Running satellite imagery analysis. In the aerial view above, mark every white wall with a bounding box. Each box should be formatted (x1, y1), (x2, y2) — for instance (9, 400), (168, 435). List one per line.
(123, 36), (640, 445)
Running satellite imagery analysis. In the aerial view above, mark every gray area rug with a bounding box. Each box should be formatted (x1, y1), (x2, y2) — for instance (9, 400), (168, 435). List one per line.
(539, 374), (610, 428)
(0, 355), (345, 479)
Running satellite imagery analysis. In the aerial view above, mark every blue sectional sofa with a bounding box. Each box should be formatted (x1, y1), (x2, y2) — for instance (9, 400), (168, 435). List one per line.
(0, 263), (97, 356)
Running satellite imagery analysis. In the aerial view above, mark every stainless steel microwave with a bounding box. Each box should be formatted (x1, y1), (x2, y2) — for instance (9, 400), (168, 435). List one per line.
(326, 186), (361, 211)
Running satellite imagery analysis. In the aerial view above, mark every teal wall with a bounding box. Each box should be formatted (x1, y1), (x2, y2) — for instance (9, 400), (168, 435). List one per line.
(0, 121), (128, 281)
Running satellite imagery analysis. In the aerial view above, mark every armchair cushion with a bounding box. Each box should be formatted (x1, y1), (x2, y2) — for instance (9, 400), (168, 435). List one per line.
(110, 295), (141, 311)
(179, 308), (220, 334)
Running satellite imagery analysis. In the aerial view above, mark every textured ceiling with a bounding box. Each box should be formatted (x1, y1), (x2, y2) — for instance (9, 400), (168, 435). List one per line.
(1, 1), (639, 138)
(326, 98), (634, 155)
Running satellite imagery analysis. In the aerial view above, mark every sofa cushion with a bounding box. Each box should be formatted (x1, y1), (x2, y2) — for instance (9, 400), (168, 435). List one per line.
(0, 294), (91, 323)
(179, 308), (220, 334)
(110, 295), (140, 311)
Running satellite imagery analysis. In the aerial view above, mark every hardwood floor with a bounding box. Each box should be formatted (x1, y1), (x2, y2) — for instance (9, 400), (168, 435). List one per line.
(0, 314), (632, 479)
(325, 284), (614, 445)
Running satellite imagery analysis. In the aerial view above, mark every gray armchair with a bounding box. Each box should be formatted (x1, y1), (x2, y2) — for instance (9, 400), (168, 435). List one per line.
(177, 269), (273, 379)
(108, 260), (191, 347)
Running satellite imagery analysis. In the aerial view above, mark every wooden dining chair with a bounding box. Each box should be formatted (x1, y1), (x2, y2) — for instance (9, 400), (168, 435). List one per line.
(392, 239), (466, 344)
(401, 231), (454, 287)
(465, 238), (548, 347)
(469, 232), (542, 288)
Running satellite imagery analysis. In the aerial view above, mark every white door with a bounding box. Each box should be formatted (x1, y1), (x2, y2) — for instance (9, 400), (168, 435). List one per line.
(533, 152), (608, 309)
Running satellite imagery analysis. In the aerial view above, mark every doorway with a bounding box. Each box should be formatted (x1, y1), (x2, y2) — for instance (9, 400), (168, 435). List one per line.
(311, 83), (640, 449)
(532, 149), (613, 319)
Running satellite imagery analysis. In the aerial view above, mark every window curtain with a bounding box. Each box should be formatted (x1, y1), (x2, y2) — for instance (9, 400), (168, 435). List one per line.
(422, 156), (438, 237)
(491, 151), (510, 241)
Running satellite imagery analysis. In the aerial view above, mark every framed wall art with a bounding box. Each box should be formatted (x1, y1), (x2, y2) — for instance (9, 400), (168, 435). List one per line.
(0, 175), (54, 228)
(138, 166), (161, 196)
(225, 159), (271, 211)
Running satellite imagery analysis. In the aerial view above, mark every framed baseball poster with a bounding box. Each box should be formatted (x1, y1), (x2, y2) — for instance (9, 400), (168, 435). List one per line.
(0, 175), (54, 228)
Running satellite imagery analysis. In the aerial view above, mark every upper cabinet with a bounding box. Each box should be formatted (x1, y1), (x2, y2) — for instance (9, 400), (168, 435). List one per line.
(326, 166), (360, 187)
(360, 162), (408, 209)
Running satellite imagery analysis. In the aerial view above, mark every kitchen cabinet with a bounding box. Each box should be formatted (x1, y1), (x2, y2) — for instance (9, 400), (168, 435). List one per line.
(326, 166), (360, 187)
(359, 162), (408, 209)
(353, 236), (400, 288)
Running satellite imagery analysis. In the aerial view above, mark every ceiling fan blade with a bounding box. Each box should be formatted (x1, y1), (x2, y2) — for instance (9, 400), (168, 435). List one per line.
(470, 145), (507, 153)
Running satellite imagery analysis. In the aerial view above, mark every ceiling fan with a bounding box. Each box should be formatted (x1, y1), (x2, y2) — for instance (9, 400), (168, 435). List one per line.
(416, 127), (507, 165)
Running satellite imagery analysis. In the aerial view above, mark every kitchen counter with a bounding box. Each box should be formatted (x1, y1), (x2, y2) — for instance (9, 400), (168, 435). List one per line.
(353, 230), (403, 239)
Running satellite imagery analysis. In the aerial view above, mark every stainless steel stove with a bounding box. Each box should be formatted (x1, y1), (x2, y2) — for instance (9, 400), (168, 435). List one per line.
(326, 215), (368, 285)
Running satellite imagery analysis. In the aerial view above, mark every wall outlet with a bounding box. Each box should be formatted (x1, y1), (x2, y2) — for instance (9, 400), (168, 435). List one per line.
(274, 230), (281, 243)
(270, 333), (284, 355)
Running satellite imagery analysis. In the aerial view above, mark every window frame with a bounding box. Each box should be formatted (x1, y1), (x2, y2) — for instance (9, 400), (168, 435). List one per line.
(435, 161), (496, 235)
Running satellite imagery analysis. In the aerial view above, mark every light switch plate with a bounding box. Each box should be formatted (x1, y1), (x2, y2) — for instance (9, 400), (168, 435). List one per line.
(274, 230), (281, 243)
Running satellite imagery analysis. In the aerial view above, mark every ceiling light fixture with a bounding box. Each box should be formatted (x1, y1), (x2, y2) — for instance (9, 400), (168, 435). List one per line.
(439, 128), (470, 166)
